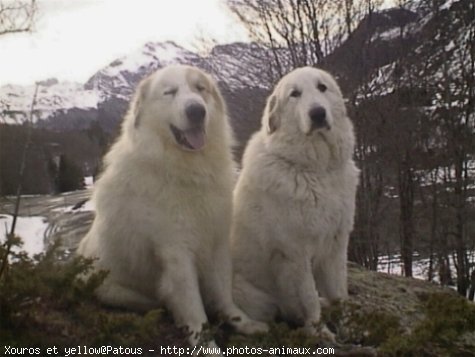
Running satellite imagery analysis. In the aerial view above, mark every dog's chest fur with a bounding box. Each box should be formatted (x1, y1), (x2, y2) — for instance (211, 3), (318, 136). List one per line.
(285, 169), (348, 239)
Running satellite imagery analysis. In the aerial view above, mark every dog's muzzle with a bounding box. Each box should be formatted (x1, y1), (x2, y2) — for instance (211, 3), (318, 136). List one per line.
(309, 106), (330, 131)
(185, 102), (206, 126)
(170, 102), (207, 151)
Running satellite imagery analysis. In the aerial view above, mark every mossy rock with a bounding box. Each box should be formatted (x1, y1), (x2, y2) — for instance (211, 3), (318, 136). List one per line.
(1, 242), (474, 356)
(0, 241), (186, 353)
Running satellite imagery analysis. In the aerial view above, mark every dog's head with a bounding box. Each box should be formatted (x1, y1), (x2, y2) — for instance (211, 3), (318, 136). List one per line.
(263, 67), (346, 137)
(130, 65), (225, 152)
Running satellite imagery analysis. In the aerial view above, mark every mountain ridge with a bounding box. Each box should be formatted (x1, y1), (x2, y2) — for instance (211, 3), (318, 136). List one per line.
(0, 0), (471, 135)
(0, 40), (270, 131)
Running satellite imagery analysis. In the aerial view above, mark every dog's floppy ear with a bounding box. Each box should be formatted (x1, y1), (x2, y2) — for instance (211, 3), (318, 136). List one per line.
(263, 94), (280, 134)
(132, 76), (152, 129)
(207, 75), (226, 114)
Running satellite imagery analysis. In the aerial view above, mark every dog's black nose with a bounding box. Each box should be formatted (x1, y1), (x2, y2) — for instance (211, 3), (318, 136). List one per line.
(185, 103), (206, 125)
(309, 106), (327, 129)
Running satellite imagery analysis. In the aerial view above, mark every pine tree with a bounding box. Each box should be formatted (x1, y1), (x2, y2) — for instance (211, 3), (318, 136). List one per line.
(56, 154), (84, 193)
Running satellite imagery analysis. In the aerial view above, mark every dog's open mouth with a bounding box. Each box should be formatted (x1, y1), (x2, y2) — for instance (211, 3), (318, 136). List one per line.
(170, 124), (206, 151)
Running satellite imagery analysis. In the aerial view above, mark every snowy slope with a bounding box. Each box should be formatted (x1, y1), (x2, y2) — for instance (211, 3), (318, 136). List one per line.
(357, 0), (473, 102)
(0, 80), (101, 124)
(0, 41), (268, 128)
(208, 42), (272, 89)
(0, 214), (48, 257)
(85, 41), (208, 99)
(1, 0), (470, 131)
(378, 250), (475, 290)
(0, 42), (205, 125)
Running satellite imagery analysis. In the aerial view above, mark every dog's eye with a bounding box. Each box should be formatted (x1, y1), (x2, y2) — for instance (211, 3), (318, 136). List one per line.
(164, 88), (178, 96)
(196, 83), (206, 92)
(290, 89), (301, 98)
(317, 83), (327, 93)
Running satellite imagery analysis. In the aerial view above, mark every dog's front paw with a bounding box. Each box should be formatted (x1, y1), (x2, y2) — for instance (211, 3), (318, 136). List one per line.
(232, 316), (269, 335)
(300, 322), (336, 343)
(318, 324), (336, 343)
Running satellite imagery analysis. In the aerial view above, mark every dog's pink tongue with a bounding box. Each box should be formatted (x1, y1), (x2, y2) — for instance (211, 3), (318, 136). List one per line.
(184, 128), (205, 150)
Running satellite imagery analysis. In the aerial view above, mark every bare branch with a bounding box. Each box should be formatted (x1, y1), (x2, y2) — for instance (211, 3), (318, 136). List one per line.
(0, 0), (37, 36)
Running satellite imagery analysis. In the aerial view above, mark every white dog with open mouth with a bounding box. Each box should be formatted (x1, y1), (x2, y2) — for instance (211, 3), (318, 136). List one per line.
(231, 67), (359, 336)
(77, 65), (267, 347)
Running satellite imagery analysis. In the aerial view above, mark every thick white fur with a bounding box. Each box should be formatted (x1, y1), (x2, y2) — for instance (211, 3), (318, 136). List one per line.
(77, 65), (267, 347)
(232, 67), (359, 335)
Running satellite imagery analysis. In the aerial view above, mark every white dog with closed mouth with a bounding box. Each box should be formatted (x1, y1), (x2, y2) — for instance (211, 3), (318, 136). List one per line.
(77, 65), (268, 348)
(231, 67), (359, 336)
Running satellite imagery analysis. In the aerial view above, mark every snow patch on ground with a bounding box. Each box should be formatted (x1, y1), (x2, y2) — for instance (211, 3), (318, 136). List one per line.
(372, 26), (402, 42)
(445, 39), (455, 51)
(440, 0), (457, 10)
(0, 215), (48, 256)
(84, 176), (94, 188)
(378, 253), (437, 281)
(51, 199), (95, 213)
(378, 250), (475, 287)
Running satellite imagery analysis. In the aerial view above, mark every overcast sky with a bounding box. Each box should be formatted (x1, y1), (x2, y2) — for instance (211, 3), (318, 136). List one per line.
(0, 0), (249, 86)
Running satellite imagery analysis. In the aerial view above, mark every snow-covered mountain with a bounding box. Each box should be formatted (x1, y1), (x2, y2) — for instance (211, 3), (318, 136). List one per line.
(0, 42), (201, 127)
(84, 42), (209, 100)
(357, 0), (473, 101)
(0, 79), (101, 125)
(0, 41), (270, 130)
(0, 0), (472, 133)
